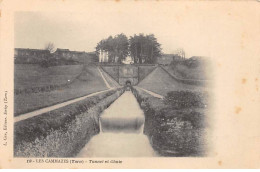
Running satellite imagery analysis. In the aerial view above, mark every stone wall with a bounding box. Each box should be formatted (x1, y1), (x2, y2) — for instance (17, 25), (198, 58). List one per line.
(101, 64), (156, 86)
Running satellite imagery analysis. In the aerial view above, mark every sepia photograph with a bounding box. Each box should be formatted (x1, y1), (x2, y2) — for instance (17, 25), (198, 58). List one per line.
(0, 0), (260, 169)
(13, 10), (212, 158)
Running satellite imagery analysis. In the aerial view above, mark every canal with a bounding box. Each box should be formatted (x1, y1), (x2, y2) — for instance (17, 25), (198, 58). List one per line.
(77, 91), (156, 157)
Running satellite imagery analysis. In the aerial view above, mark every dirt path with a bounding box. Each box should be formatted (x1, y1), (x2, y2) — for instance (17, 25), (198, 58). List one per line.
(97, 67), (112, 89)
(98, 67), (120, 88)
(134, 86), (164, 99)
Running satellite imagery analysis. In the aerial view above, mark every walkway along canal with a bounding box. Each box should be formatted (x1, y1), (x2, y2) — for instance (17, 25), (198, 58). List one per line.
(77, 91), (157, 157)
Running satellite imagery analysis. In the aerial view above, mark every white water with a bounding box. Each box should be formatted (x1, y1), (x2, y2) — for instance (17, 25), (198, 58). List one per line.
(77, 91), (156, 157)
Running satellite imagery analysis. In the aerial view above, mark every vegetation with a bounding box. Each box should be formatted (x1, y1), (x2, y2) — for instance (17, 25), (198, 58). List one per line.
(132, 87), (209, 156)
(164, 91), (207, 109)
(15, 64), (84, 89)
(44, 42), (56, 53)
(14, 65), (108, 115)
(138, 65), (156, 82)
(100, 66), (119, 82)
(138, 67), (204, 96)
(96, 33), (129, 63)
(14, 88), (124, 157)
(163, 56), (211, 81)
(39, 57), (80, 68)
(174, 48), (186, 59)
(98, 67), (120, 88)
(129, 34), (162, 64)
(95, 33), (162, 64)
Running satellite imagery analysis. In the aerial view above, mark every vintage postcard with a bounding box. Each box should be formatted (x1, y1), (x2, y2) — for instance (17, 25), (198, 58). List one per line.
(0, 0), (260, 169)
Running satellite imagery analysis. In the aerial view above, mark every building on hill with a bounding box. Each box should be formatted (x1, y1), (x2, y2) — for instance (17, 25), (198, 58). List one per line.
(54, 48), (96, 64)
(185, 56), (209, 67)
(54, 49), (70, 59)
(14, 48), (96, 65)
(188, 56), (209, 64)
(173, 54), (183, 61)
(54, 48), (84, 60)
(14, 48), (50, 64)
(189, 56), (208, 61)
(85, 52), (98, 63)
(77, 52), (97, 64)
(157, 54), (182, 65)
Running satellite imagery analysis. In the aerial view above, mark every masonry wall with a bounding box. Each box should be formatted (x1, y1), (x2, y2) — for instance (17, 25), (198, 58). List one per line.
(101, 64), (156, 86)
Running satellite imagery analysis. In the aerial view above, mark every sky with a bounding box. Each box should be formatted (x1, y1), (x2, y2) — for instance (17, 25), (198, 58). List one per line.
(14, 2), (239, 58)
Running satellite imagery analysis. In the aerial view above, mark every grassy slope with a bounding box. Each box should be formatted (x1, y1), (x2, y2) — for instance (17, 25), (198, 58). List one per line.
(14, 65), (107, 116)
(15, 64), (84, 89)
(101, 66), (119, 82)
(133, 87), (209, 156)
(138, 67), (204, 96)
(163, 63), (210, 81)
(14, 89), (124, 157)
(138, 66), (156, 83)
(99, 68), (120, 88)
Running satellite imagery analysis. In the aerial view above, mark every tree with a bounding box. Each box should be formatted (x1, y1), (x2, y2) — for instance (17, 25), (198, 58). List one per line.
(129, 34), (161, 64)
(44, 42), (55, 53)
(114, 33), (129, 63)
(175, 48), (185, 59)
(95, 33), (129, 63)
(96, 33), (162, 64)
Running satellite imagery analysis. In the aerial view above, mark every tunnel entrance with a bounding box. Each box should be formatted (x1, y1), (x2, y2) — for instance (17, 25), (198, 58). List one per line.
(125, 80), (131, 86)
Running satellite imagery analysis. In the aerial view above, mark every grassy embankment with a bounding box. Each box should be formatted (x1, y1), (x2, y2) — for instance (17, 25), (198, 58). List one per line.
(135, 65), (210, 156)
(100, 65), (119, 82)
(15, 64), (84, 90)
(14, 64), (108, 116)
(98, 67), (120, 88)
(14, 88), (124, 157)
(138, 65), (156, 83)
(132, 87), (209, 156)
(163, 57), (211, 81)
(138, 67), (206, 96)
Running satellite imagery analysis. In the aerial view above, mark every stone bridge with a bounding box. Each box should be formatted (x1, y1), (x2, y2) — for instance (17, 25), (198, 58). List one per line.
(100, 64), (157, 86)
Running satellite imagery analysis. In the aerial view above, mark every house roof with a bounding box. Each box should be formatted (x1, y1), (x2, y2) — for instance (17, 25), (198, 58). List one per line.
(189, 56), (208, 60)
(15, 48), (50, 52)
(55, 49), (86, 54)
(56, 48), (70, 52)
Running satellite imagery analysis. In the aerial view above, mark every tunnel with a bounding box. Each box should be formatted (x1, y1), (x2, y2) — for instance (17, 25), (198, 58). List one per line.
(125, 80), (131, 86)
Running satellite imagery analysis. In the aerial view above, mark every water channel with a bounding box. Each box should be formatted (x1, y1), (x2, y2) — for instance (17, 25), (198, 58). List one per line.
(77, 91), (156, 157)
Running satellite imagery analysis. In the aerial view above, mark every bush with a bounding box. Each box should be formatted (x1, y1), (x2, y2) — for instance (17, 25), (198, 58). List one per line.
(132, 87), (207, 156)
(14, 88), (123, 145)
(14, 106), (100, 157)
(164, 91), (206, 109)
(14, 88), (124, 157)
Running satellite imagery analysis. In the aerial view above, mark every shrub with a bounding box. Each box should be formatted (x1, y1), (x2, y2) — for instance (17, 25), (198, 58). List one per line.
(14, 88), (123, 145)
(14, 88), (124, 157)
(132, 87), (207, 156)
(164, 91), (206, 109)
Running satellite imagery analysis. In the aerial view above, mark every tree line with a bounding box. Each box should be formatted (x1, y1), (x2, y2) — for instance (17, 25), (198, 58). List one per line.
(96, 33), (162, 64)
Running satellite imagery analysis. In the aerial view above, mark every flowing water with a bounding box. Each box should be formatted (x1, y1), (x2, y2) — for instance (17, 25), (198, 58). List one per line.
(77, 91), (156, 157)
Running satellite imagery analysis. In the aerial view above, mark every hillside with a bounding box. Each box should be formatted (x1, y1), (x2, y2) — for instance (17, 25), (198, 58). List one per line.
(164, 56), (211, 80)
(101, 66), (119, 82)
(138, 67), (204, 96)
(99, 67), (120, 88)
(14, 65), (108, 115)
(15, 64), (84, 89)
(138, 65), (156, 82)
